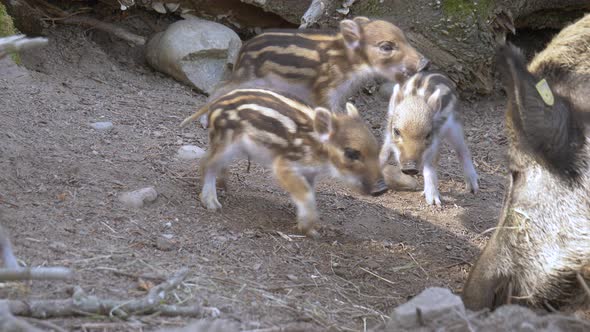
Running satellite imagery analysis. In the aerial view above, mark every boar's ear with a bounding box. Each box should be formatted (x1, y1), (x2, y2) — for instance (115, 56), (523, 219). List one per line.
(345, 102), (360, 118)
(387, 83), (401, 117)
(314, 107), (333, 142)
(427, 88), (442, 113)
(496, 43), (584, 177)
(340, 19), (362, 50)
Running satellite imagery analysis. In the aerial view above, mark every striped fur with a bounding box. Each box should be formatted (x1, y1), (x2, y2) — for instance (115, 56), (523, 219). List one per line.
(380, 71), (479, 205)
(196, 89), (385, 238)
(192, 16), (428, 128)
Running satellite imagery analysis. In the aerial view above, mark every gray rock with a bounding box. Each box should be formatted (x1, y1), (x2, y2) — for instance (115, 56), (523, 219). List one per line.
(387, 287), (465, 329)
(145, 17), (242, 95)
(155, 235), (176, 251)
(119, 187), (158, 208)
(177, 145), (206, 160)
(89, 121), (113, 131)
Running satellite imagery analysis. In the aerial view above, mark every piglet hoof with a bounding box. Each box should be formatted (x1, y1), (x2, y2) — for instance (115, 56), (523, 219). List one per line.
(297, 222), (320, 239)
(465, 174), (479, 195)
(422, 190), (442, 206)
(468, 182), (479, 195)
(371, 178), (389, 196)
(199, 114), (209, 129)
(306, 228), (321, 240)
(199, 194), (222, 211)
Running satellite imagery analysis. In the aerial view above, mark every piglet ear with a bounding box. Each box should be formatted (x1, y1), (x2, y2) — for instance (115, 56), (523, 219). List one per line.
(345, 102), (360, 118)
(314, 107), (333, 142)
(340, 19), (362, 50)
(427, 88), (442, 113)
(353, 16), (371, 25)
(388, 83), (401, 117)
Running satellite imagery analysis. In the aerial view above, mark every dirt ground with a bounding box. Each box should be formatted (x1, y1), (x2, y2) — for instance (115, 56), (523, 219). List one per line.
(0, 21), (510, 331)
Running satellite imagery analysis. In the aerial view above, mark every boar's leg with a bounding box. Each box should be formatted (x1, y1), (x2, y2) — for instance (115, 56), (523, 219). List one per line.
(273, 157), (320, 239)
(445, 119), (479, 194)
(462, 233), (510, 310)
(422, 139), (442, 206)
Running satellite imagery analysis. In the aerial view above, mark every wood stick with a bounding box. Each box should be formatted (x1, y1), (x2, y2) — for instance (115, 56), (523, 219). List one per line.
(0, 267), (73, 281)
(62, 16), (146, 46)
(1, 268), (219, 319)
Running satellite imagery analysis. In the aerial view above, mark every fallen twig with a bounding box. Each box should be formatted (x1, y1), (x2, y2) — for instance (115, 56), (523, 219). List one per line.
(0, 35), (48, 59)
(0, 303), (43, 332)
(0, 267), (73, 281)
(359, 267), (396, 286)
(1, 268), (220, 319)
(0, 224), (19, 269)
(62, 16), (146, 46)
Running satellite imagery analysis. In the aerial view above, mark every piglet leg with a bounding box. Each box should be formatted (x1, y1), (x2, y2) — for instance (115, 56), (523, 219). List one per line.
(445, 120), (479, 194)
(273, 157), (320, 239)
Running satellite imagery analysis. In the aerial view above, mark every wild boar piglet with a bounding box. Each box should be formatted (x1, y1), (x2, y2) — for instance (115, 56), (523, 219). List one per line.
(182, 88), (387, 238)
(380, 71), (479, 205)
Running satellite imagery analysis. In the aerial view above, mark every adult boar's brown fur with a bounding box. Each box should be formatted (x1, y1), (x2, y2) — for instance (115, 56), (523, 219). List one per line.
(462, 13), (590, 311)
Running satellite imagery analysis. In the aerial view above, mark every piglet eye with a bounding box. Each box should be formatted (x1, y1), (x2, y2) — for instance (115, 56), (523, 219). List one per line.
(344, 148), (361, 161)
(393, 128), (401, 137)
(379, 42), (397, 52)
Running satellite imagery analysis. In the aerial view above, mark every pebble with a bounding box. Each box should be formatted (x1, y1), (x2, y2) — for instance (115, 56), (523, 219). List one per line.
(177, 145), (206, 160)
(118, 187), (158, 208)
(90, 121), (113, 131)
(388, 287), (465, 329)
(156, 234), (176, 251)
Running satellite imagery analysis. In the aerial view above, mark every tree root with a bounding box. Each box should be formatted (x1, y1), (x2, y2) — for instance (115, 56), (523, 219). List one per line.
(1, 268), (220, 319)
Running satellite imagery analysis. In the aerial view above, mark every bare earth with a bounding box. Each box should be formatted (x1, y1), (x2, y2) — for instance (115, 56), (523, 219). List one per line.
(0, 24), (509, 331)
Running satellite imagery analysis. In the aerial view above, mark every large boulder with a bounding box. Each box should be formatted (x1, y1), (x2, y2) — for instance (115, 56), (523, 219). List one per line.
(145, 17), (242, 95)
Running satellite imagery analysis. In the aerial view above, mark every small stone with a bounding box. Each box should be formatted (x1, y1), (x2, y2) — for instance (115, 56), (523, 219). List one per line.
(162, 233), (174, 239)
(119, 187), (158, 208)
(49, 241), (68, 252)
(177, 145), (206, 160)
(156, 235), (176, 251)
(446, 245), (452, 250)
(90, 121), (113, 131)
(387, 287), (465, 329)
(286, 274), (298, 281)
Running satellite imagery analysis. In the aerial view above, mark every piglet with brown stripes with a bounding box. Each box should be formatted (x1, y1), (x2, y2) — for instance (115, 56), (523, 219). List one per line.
(196, 16), (428, 128)
(184, 88), (387, 238)
(379, 71), (479, 205)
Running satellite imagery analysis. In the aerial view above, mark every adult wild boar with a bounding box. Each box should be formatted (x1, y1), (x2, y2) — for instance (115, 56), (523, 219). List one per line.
(462, 14), (590, 311)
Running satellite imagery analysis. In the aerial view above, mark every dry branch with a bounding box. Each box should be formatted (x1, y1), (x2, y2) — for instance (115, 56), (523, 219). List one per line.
(0, 303), (43, 332)
(0, 267), (73, 281)
(1, 268), (219, 319)
(16, 0), (146, 46)
(0, 35), (49, 59)
(61, 16), (146, 46)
